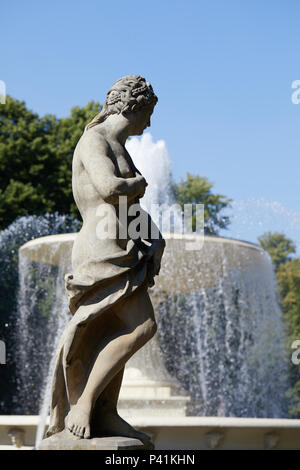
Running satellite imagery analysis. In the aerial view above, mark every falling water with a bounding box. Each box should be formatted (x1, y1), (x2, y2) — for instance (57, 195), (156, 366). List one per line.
(16, 244), (72, 447)
(156, 238), (288, 417)
(0, 214), (79, 415)
(126, 133), (183, 232)
(127, 133), (289, 416)
(0, 214), (78, 447)
(126, 133), (175, 209)
(16, 254), (68, 413)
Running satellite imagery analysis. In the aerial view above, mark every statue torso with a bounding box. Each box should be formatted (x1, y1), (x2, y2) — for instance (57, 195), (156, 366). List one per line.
(71, 128), (142, 265)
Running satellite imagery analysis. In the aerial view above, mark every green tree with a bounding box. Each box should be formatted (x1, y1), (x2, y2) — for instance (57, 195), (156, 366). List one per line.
(277, 258), (300, 417)
(0, 96), (57, 227)
(258, 232), (300, 417)
(0, 96), (101, 229)
(277, 258), (300, 337)
(173, 172), (232, 235)
(258, 232), (296, 270)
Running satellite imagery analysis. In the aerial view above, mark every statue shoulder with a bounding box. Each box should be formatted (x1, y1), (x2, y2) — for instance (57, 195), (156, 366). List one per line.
(80, 128), (110, 152)
(74, 128), (111, 166)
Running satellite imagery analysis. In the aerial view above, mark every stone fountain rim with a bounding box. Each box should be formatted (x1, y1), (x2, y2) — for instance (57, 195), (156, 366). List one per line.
(19, 232), (263, 253)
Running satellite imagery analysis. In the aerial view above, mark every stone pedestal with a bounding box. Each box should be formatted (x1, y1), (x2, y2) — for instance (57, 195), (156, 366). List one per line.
(38, 430), (150, 450)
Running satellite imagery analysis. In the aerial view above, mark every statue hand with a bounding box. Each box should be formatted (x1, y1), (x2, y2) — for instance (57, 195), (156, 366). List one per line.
(136, 174), (148, 198)
(152, 240), (165, 275)
(146, 238), (165, 276)
(146, 258), (156, 287)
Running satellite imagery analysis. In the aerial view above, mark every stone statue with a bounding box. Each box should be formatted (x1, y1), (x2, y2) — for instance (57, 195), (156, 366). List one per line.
(43, 76), (165, 449)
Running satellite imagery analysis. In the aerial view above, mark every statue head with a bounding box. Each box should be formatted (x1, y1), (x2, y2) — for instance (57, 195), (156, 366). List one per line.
(86, 75), (158, 130)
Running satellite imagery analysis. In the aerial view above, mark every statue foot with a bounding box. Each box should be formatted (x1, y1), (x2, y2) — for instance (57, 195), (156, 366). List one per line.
(94, 409), (154, 448)
(66, 403), (91, 439)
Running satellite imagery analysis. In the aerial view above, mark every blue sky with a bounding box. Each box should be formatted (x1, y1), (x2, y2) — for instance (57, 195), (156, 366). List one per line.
(1, 0), (300, 247)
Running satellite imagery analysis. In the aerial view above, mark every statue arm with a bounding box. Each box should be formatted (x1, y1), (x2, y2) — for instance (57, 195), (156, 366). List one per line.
(81, 132), (147, 205)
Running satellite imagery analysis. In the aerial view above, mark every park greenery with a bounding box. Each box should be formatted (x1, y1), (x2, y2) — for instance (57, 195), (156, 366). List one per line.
(0, 96), (102, 228)
(173, 173), (231, 235)
(258, 232), (300, 417)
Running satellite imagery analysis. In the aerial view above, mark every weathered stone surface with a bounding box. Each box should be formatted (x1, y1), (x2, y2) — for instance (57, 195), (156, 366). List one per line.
(41, 76), (163, 448)
(38, 430), (147, 450)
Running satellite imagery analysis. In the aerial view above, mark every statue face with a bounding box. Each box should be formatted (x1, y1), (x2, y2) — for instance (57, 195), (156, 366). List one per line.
(128, 103), (155, 136)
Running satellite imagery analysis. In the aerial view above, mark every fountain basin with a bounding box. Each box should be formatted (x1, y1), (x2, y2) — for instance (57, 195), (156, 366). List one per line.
(19, 232), (266, 293)
(18, 232), (287, 420)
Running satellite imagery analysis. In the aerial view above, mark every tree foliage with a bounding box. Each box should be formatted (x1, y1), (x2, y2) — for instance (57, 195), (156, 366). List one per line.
(258, 232), (300, 417)
(277, 257), (300, 342)
(173, 172), (232, 235)
(277, 258), (300, 416)
(0, 96), (102, 228)
(258, 232), (296, 270)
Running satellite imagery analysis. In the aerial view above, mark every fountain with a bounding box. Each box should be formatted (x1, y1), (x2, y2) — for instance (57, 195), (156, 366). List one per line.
(14, 230), (295, 449)
(19, 230), (288, 414)
(1, 134), (300, 449)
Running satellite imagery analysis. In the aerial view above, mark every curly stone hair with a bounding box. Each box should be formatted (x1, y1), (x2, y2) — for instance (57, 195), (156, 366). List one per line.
(86, 75), (158, 130)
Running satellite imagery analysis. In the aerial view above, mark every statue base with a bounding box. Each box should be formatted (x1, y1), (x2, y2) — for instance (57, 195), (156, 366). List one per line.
(38, 429), (152, 450)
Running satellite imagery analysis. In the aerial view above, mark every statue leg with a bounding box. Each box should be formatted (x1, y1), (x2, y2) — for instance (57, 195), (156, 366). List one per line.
(91, 366), (153, 444)
(65, 285), (156, 439)
(97, 367), (125, 412)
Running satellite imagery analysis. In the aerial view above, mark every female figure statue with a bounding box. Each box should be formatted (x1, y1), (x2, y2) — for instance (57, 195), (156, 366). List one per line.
(45, 76), (165, 446)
